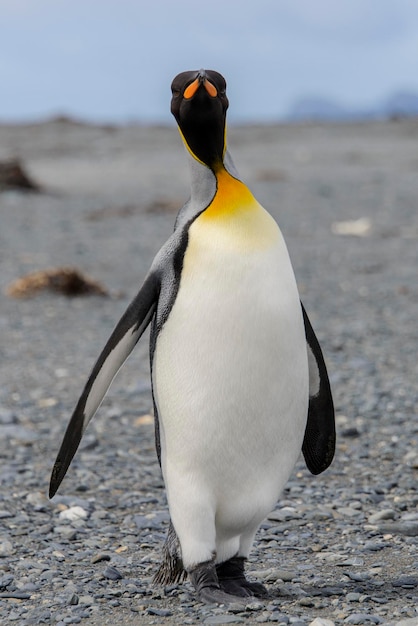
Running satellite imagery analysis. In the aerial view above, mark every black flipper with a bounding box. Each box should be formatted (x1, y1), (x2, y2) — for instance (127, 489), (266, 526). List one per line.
(49, 272), (159, 498)
(301, 302), (335, 475)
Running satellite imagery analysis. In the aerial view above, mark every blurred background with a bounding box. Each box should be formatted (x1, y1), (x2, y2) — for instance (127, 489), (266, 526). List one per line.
(1, 0), (418, 124)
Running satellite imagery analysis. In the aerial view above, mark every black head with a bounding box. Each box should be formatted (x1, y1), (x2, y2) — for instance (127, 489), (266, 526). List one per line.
(171, 69), (229, 171)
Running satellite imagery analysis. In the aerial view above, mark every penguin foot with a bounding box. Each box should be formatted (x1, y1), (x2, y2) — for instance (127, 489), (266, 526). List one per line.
(188, 559), (256, 605)
(216, 556), (269, 599)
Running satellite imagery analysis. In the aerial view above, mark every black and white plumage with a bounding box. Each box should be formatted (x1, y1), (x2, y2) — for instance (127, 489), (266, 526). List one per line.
(50, 69), (335, 605)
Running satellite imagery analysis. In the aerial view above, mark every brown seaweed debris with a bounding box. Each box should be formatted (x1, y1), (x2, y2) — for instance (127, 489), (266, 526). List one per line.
(145, 198), (181, 213)
(255, 169), (288, 182)
(86, 198), (182, 221)
(0, 158), (41, 192)
(6, 267), (108, 298)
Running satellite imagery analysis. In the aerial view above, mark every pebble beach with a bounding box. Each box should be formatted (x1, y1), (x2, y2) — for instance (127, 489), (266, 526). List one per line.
(1, 118), (418, 625)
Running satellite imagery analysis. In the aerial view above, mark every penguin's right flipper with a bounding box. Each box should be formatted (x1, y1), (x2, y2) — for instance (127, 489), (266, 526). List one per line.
(49, 271), (159, 498)
(301, 303), (336, 475)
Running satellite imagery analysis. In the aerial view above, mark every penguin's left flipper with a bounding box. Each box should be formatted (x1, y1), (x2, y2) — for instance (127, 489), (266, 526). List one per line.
(301, 302), (336, 475)
(49, 271), (159, 498)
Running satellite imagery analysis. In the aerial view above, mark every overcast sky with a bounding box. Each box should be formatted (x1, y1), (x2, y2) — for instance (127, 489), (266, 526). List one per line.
(1, 0), (418, 123)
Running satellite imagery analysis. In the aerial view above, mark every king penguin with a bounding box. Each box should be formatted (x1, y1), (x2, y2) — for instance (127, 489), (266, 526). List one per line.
(49, 69), (335, 605)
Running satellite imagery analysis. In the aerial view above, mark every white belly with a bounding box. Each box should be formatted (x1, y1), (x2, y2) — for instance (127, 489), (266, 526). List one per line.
(153, 211), (308, 536)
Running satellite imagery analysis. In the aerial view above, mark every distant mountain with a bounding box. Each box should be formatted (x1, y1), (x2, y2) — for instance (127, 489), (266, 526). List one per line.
(287, 97), (355, 121)
(287, 90), (418, 121)
(382, 91), (418, 118)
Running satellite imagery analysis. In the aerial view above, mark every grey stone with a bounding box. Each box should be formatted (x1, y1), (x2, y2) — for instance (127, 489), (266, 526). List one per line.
(392, 576), (418, 588)
(53, 526), (78, 541)
(0, 409), (17, 424)
(346, 592), (361, 602)
(0, 574), (14, 589)
(361, 541), (390, 551)
(0, 540), (14, 557)
(344, 614), (383, 624)
(379, 522), (418, 536)
(91, 552), (111, 564)
(271, 613), (290, 624)
(368, 509), (397, 524)
(345, 571), (371, 582)
(147, 607), (173, 616)
(299, 596), (315, 607)
(103, 565), (123, 580)
(78, 595), (95, 606)
(336, 557), (364, 566)
(0, 591), (31, 599)
(245, 601), (264, 611)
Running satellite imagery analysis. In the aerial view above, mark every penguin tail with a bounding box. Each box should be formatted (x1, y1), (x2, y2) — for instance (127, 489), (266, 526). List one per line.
(153, 521), (186, 585)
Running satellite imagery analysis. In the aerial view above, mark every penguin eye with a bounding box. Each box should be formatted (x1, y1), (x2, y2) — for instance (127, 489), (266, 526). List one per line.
(172, 88), (181, 97)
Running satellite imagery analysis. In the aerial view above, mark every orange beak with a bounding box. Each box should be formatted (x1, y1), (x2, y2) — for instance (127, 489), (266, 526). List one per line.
(184, 76), (217, 99)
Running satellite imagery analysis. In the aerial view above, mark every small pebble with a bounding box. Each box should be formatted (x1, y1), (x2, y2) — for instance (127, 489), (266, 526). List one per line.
(344, 614), (382, 624)
(68, 593), (79, 605)
(91, 553), (111, 564)
(78, 595), (95, 606)
(299, 597), (315, 607)
(103, 565), (123, 580)
(147, 607), (173, 616)
(268, 507), (301, 522)
(361, 541), (390, 552)
(53, 526), (78, 540)
(392, 575), (418, 588)
(245, 601), (264, 611)
(379, 522), (418, 536)
(0, 409), (17, 424)
(0, 574), (14, 589)
(271, 613), (290, 624)
(337, 557), (364, 567)
(0, 540), (14, 556)
(59, 506), (89, 521)
(345, 571), (371, 582)
(368, 509), (397, 523)
(340, 426), (360, 437)
(346, 592), (361, 602)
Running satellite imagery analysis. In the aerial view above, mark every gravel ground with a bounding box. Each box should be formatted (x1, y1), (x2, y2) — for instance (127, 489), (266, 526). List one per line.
(1, 118), (418, 626)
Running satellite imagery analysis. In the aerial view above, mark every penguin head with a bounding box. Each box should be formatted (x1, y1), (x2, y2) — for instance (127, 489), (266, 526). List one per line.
(171, 69), (229, 171)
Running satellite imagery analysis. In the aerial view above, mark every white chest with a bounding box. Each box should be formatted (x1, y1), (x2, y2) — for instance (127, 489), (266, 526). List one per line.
(153, 205), (309, 486)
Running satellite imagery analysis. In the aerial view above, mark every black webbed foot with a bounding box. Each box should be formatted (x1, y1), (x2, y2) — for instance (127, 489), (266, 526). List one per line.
(216, 556), (268, 599)
(188, 558), (258, 605)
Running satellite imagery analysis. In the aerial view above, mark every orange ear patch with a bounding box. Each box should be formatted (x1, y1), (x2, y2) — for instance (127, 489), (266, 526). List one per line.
(183, 78), (200, 99)
(204, 79), (217, 97)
